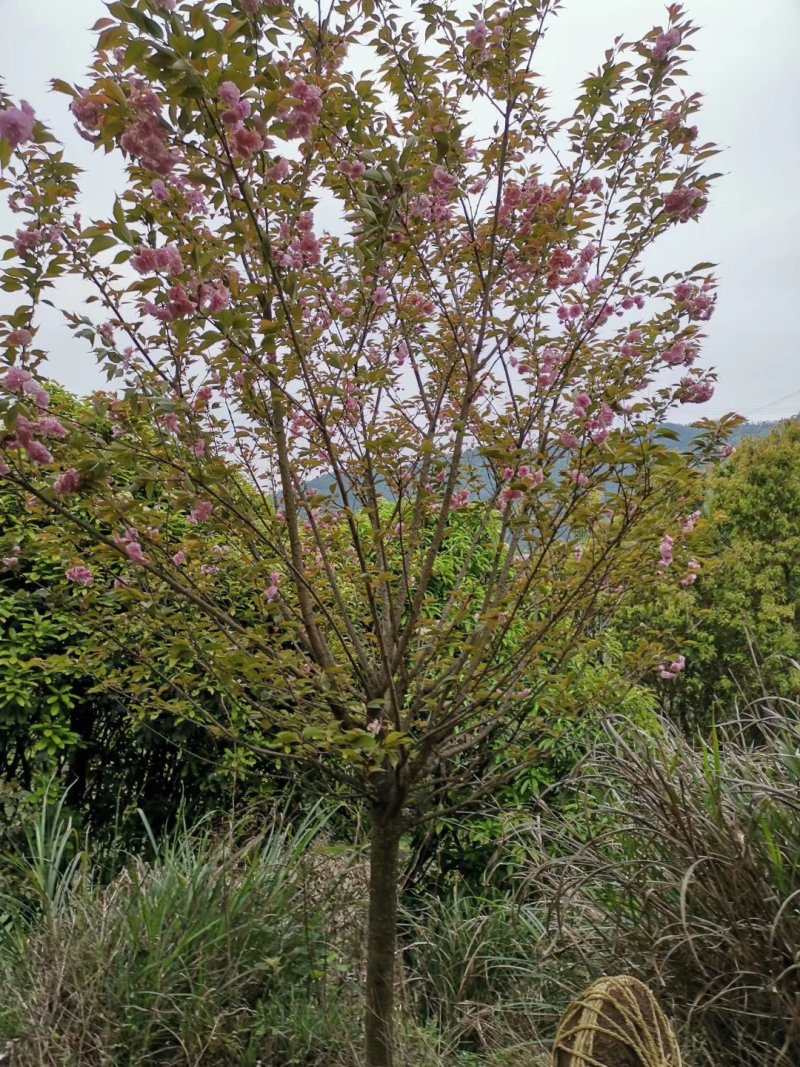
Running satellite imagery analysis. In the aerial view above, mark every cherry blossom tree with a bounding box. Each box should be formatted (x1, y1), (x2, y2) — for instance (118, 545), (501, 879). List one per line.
(0, 2), (731, 1062)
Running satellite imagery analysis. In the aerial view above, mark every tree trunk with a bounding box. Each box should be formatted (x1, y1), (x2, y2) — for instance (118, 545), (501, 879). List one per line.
(365, 796), (403, 1067)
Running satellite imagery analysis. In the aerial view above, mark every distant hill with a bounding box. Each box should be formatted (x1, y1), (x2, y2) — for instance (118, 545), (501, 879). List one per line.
(661, 417), (787, 450)
(307, 416), (793, 501)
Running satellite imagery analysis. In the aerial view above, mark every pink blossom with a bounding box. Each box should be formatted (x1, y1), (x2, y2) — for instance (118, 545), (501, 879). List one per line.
(7, 329), (32, 347)
(285, 78), (322, 140)
(680, 376), (714, 404)
(151, 179), (169, 200)
(372, 286), (389, 307)
(674, 281), (716, 322)
(13, 228), (42, 256)
(131, 245), (184, 276)
(158, 413), (181, 434)
(265, 570), (281, 601)
(0, 456), (11, 477)
(36, 417), (68, 439)
(154, 0), (176, 10)
(451, 489), (470, 510)
(1, 366), (32, 393)
(663, 186), (704, 222)
(267, 157), (290, 181)
(570, 470), (589, 488)
(71, 92), (104, 136)
(25, 440), (53, 466)
(661, 339), (695, 367)
(54, 468), (81, 497)
(66, 565), (94, 586)
(120, 81), (181, 176)
(218, 81), (241, 107)
(560, 432), (580, 450)
(124, 540), (148, 566)
(339, 160), (366, 179)
(24, 378), (50, 409)
(207, 285), (230, 312)
(0, 100), (35, 149)
(659, 653), (686, 680)
(467, 20), (490, 50)
(653, 29), (681, 61)
(189, 500), (214, 524)
(172, 550), (187, 566)
(230, 125), (264, 158)
(658, 534), (674, 569)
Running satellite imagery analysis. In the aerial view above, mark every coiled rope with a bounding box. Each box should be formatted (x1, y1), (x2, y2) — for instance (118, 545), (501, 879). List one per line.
(552, 975), (682, 1067)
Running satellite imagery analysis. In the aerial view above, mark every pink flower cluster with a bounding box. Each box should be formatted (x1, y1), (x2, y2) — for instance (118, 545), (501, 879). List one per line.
(285, 78), (322, 141)
(115, 528), (148, 566)
(663, 185), (705, 223)
(653, 29), (681, 61)
(681, 559), (701, 587)
(265, 570), (280, 601)
(151, 175), (207, 215)
(536, 346), (565, 388)
(339, 159), (366, 179)
(661, 339), (696, 367)
(188, 500), (214, 524)
(217, 81), (266, 158)
(499, 178), (563, 233)
(13, 225), (61, 257)
(620, 329), (643, 361)
(547, 244), (596, 291)
(658, 534), (674, 569)
(144, 286), (195, 322)
(674, 281), (716, 322)
(585, 403), (615, 447)
(132, 244), (184, 276)
(1, 367), (50, 410)
(450, 489), (471, 510)
(0, 99), (35, 149)
(275, 213), (321, 269)
(267, 157), (291, 182)
(120, 80), (181, 176)
(144, 279), (230, 322)
(465, 19), (502, 61)
(71, 91), (105, 140)
(54, 468), (81, 497)
(659, 654), (685, 680)
(499, 466), (544, 509)
(680, 375), (714, 404)
(7, 329), (33, 348)
(2, 545), (21, 569)
(66, 565), (94, 586)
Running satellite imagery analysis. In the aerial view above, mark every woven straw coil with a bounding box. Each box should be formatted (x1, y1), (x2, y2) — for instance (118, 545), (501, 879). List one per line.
(552, 975), (682, 1067)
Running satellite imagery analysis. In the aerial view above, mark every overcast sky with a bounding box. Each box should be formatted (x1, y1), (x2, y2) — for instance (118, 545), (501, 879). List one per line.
(2, 0), (798, 422)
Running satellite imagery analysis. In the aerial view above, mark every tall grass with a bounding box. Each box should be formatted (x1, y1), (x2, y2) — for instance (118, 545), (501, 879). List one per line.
(532, 707), (800, 1067)
(0, 801), (368, 1066)
(3, 706), (800, 1066)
